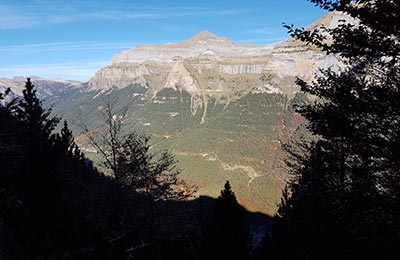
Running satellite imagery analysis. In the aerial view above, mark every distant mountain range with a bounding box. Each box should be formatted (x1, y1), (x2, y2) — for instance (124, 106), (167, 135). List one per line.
(0, 11), (350, 214)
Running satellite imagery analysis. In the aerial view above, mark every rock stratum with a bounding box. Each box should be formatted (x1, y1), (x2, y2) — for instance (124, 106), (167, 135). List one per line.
(88, 29), (335, 96)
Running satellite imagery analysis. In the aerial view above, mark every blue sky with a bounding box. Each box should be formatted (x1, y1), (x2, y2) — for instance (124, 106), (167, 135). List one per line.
(0, 0), (326, 80)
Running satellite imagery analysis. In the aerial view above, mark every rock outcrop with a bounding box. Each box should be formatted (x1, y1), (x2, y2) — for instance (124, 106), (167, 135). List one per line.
(88, 30), (337, 96)
(87, 30), (279, 92)
(87, 11), (356, 96)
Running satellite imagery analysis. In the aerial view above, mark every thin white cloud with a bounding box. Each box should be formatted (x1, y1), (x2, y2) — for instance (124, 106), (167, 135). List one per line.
(0, 61), (108, 80)
(0, 5), (40, 29)
(0, 41), (142, 54)
(50, 12), (163, 24)
(49, 9), (248, 24)
(0, 2), (248, 30)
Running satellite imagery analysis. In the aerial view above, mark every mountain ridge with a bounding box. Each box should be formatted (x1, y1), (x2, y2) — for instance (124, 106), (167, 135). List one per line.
(0, 76), (82, 98)
(87, 11), (349, 93)
(0, 11), (353, 214)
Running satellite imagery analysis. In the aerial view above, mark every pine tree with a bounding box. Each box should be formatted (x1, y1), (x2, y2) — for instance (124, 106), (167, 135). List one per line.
(268, 1), (400, 259)
(203, 181), (251, 260)
(1, 79), (117, 258)
(58, 120), (85, 161)
(18, 78), (59, 140)
(0, 79), (64, 257)
(0, 88), (21, 258)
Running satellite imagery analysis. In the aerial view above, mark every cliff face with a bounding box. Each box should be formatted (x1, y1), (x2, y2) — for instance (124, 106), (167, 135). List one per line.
(111, 31), (274, 63)
(87, 28), (338, 94)
(87, 11), (356, 97)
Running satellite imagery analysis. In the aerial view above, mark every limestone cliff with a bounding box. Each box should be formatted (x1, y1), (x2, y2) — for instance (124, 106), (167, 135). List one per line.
(87, 11), (353, 95)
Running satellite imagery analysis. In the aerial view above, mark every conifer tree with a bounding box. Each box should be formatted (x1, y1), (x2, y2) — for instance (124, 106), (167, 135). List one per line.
(203, 181), (251, 260)
(0, 88), (21, 258)
(267, 1), (400, 259)
(18, 78), (59, 140)
(17, 79), (64, 252)
(58, 120), (85, 161)
(0, 79), (111, 259)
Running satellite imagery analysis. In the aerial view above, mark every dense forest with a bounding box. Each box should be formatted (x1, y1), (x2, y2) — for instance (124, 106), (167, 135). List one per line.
(1, 0), (399, 259)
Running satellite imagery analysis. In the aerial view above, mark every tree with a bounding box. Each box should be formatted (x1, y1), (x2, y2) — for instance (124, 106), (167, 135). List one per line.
(58, 120), (85, 161)
(76, 97), (129, 229)
(118, 132), (192, 200)
(16, 78), (65, 255)
(0, 79), (113, 259)
(267, 1), (400, 259)
(203, 181), (251, 260)
(77, 96), (195, 258)
(0, 87), (21, 258)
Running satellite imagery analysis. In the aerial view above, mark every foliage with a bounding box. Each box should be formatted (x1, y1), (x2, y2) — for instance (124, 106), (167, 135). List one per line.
(0, 79), (113, 259)
(266, 1), (400, 259)
(203, 181), (251, 260)
(118, 132), (192, 201)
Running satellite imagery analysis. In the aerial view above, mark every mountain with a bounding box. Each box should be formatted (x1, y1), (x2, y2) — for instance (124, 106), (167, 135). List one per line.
(87, 30), (335, 96)
(0, 76), (82, 99)
(0, 12), (349, 215)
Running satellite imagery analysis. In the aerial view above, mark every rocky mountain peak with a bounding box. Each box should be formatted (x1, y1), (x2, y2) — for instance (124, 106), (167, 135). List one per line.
(189, 30), (219, 40)
(109, 30), (273, 66)
(305, 11), (358, 32)
(182, 30), (233, 46)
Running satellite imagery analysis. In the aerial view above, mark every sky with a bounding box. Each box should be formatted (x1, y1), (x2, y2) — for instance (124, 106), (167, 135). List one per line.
(0, 0), (327, 80)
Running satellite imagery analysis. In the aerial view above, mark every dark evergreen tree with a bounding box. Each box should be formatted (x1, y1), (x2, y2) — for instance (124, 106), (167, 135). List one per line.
(265, 1), (400, 259)
(58, 120), (82, 159)
(0, 79), (115, 259)
(203, 181), (251, 260)
(0, 88), (21, 258)
(16, 78), (66, 256)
